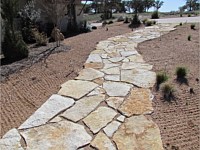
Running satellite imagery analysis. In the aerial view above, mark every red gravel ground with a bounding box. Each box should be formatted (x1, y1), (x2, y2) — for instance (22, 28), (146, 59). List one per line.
(0, 22), (134, 137)
(138, 24), (199, 150)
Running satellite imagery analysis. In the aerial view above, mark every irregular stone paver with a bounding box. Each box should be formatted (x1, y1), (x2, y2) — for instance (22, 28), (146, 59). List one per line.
(119, 88), (153, 117)
(113, 115), (163, 150)
(101, 67), (120, 75)
(122, 62), (153, 70)
(127, 54), (144, 62)
(103, 81), (132, 97)
(76, 68), (104, 81)
(103, 121), (121, 137)
(86, 54), (102, 63)
(84, 62), (104, 69)
(87, 87), (105, 96)
(104, 75), (120, 81)
(61, 94), (105, 122)
(58, 80), (98, 99)
(106, 97), (124, 109)
(103, 63), (120, 69)
(120, 51), (138, 57)
(108, 57), (124, 63)
(91, 132), (116, 150)
(19, 94), (74, 129)
(83, 107), (117, 134)
(20, 121), (92, 150)
(117, 115), (125, 122)
(121, 69), (156, 88)
(0, 128), (24, 150)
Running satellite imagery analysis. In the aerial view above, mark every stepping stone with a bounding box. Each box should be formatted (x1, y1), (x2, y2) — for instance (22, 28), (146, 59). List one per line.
(19, 94), (74, 129)
(122, 62), (153, 70)
(113, 115), (163, 150)
(91, 132), (116, 150)
(103, 121), (121, 137)
(0, 128), (24, 150)
(121, 69), (156, 88)
(20, 121), (92, 150)
(61, 94), (105, 122)
(120, 51), (138, 57)
(109, 57), (124, 63)
(104, 75), (120, 81)
(103, 81), (132, 97)
(101, 67), (120, 75)
(118, 88), (153, 117)
(91, 49), (105, 54)
(84, 62), (104, 69)
(127, 55), (144, 63)
(86, 54), (102, 63)
(117, 115), (125, 122)
(106, 97), (124, 109)
(58, 80), (98, 99)
(83, 107), (117, 134)
(87, 87), (105, 96)
(103, 63), (120, 69)
(76, 68), (104, 81)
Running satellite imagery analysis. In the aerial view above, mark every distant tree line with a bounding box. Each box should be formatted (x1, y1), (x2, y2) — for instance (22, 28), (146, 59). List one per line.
(180, 0), (199, 12)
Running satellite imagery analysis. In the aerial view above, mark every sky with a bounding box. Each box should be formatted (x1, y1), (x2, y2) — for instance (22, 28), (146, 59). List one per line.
(153, 0), (186, 12)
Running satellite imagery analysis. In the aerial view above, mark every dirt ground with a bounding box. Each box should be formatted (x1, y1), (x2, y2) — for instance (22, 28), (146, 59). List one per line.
(0, 22), (134, 137)
(138, 24), (199, 150)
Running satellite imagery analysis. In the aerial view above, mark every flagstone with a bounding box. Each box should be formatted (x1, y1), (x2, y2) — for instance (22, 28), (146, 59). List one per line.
(20, 121), (92, 150)
(93, 78), (104, 85)
(87, 87), (105, 96)
(76, 68), (104, 81)
(108, 57), (124, 63)
(108, 52), (121, 58)
(127, 55), (144, 63)
(119, 88), (153, 117)
(61, 94), (105, 122)
(101, 67), (120, 75)
(91, 49), (105, 54)
(120, 51), (138, 57)
(84, 62), (104, 69)
(103, 63), (120, 69)
(83, 107), (117, 134)
(103, 121), (121, 137)
(113, 115), (163, 150)
(91, 132), (116, 150)
(58, 80), (98, 99)
(122, 62), (153, 70)
(86, 54), (102, 63)
(104, 75), (120, 81)
(116, 115), (125, 122)
(106, 97), (124, 109)
(103, 81), (132, 97)
(0, 128), (24, 150)
(121, 69), (156, 88)
(19, 94), (74, 129)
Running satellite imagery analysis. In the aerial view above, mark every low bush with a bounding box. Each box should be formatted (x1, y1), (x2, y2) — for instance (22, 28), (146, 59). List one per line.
(162, 84), (175, 101)
(188, 14), (191, 17)
(180, 14), (183, 17)
(142, 18), (148, 24)
(124, 17), (130, 23)
(92, 26), (97, 30)
(117, 16), (124, 22)
(129, 14), (141, 28)
(176, 67), (187, 78)
(188, 35), (191, 41)
(151, 11), (159, 19)
(108, 20), (113, 24)
(33, 29), (48, 46)
(156, 72), (168, 85)
(179, 22), (182, 26)
(191, 24), (195, 30)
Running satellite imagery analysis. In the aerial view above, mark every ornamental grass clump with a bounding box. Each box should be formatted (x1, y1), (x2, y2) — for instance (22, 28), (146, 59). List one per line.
(176, 67), (187, 79)
(162, 84), (175, 101)
(191, 24), (195, 30)
(188, 35), (191, 41)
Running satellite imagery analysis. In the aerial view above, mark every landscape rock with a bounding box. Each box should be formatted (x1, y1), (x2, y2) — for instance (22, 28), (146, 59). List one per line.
(76, 68), (104, 81)
(103, 121), (121, 137)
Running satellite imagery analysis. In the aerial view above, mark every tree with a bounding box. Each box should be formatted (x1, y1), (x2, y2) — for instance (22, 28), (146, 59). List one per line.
(144, 0), (155, 12)
(185, 0), (199, 11)
(154, 0), (164, 11)
(131, 0), (145, 15)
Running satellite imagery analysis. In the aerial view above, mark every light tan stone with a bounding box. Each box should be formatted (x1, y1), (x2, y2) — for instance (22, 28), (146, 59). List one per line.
(106, 97), (124, 109)
(119, 88), (153, 117)
(58, 80), (98, 99)
(113, 115), (163, 150)
(83, 107), (117, 134)
(93, 78), (104, 85)
(127, 54), (144, 63)
(101, 67), (120, 75)
(76, 68), (104, 81)
(61, 94), (105, 122)
(84, 62), (104, 69)
(122, 62), (153, 70)
(103, 121), (121, 137)
(91, 132), (116, 150)
(21, 121), (92, 150)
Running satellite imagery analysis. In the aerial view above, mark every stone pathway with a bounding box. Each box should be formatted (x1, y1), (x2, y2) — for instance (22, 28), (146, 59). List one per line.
(0, 24), (176, 150)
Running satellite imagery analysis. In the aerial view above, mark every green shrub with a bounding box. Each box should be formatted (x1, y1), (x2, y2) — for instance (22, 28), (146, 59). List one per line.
(179, 22), (182, 26)
(108, 20), (113, 24)
(162, 84), (175, 101)
(180, 13), (183, 17)
(33, 29), (48, 46)
(145, 20), (153, 26)
(176, 67), (187, 78)
(188, 35), (191, 41)
(129, 14), (141, 28)
(15, 39), (29, 58)
(188, 14), (191, 17)
(152, 20), (156, 24)
(191, 24), (195, 30)
(124, 17), (129, 23)
(142, 18), (148, 24)
(156, 72), (168, 85)
(151, 11), (159, 19)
